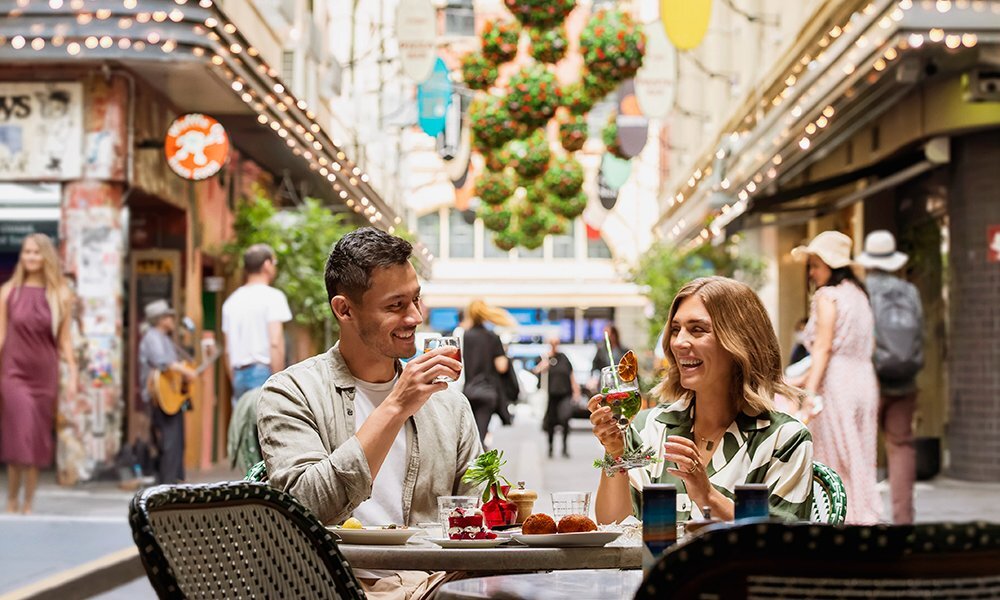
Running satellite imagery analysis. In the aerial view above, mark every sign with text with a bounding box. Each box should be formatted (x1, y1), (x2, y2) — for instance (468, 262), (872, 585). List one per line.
(0, 81), (84, 180)
(396, 0), (437, 82)
(988, 225), (1000, 263)
(164, 113), (230, 181)
(634, 25), (677, 119)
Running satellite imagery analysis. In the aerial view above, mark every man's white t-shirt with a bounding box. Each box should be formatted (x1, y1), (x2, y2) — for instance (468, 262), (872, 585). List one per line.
(352, 375), (407, 527)
(221, 284), (292, 368)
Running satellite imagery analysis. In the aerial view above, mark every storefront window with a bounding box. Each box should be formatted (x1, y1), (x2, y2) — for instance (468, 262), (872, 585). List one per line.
(483, 229), (510, 259)
(449, 208), (474, 258)
(417, 211), (441, 258)
(552, 226), (575, 259)
(587, 236), (612, 259)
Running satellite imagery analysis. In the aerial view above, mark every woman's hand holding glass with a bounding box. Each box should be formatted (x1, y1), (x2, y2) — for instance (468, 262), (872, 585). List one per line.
(588, 394), (625, 457)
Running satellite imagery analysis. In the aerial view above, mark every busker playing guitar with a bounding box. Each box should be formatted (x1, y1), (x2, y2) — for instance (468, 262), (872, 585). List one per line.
(139, 299), (216, 484)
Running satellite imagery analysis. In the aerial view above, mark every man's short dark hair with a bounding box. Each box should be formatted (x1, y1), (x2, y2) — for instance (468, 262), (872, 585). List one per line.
(244, 243), (275, 274)
(325, 227), (413, 303)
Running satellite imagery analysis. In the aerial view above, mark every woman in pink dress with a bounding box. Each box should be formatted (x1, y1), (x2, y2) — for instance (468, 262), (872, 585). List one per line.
(791, 231), (883, 523)
(0, 234), (78, 514)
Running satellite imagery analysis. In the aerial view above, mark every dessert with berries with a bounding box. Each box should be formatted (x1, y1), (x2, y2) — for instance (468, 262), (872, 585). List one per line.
(447, 507), (497, 540)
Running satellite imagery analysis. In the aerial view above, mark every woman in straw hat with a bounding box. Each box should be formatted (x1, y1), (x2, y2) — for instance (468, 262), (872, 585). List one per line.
(790, 231), (883, 523)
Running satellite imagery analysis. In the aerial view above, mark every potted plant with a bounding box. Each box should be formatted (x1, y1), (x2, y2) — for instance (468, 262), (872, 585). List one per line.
(543, 155), (584, 198)
(579, 8), (646, 83)
(503, 0), (576, 28)
(482, 19), (521, 65)
(470, 96), (518, 152)
(461, 51), (499, 91)
(529, 25), (568, 64)
(505, 64), (562, 127)
(558, 113), (588, 151)
(475, 171), (515, 206)
(462, 449), (518, 528)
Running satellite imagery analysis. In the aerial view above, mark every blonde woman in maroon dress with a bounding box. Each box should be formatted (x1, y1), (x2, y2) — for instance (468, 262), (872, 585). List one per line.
(0, 234), (78, 514)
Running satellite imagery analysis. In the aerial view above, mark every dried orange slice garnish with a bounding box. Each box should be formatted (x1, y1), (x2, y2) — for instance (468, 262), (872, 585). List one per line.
(617, 350), (638, 382)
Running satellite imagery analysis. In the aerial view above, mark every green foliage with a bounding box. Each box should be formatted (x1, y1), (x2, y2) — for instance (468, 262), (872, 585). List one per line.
(224, 187), (353, 345)
(462, 449), (512, 502)
(632, 239), (767, 347)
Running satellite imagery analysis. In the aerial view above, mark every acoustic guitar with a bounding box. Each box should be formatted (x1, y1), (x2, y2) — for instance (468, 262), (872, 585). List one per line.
(153, 350), (219, 416)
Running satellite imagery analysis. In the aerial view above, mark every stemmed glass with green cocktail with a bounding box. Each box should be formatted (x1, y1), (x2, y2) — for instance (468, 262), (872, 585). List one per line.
(594, 338), (658, 476)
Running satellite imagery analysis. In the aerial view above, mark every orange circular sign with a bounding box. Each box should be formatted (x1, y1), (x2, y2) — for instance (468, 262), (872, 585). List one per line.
(164, 113), (230, 180)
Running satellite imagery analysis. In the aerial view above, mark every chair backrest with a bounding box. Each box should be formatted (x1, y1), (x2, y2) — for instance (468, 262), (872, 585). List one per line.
(635, 520), (1000, 600)
(244, 459), (267, 483)
(811, 461), (847, 524)
(129, 481), (365, 599)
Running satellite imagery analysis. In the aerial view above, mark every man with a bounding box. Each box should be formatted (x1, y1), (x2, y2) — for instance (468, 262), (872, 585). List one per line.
(857, 230), (924, 524)
(533, 336), (580, 459)
(139, 300), (197, 484)
(257, 228), (483, 596)
(222, 243), (291, 406)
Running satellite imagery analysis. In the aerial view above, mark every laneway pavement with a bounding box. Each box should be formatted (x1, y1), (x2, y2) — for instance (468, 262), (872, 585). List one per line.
(3, 402), (1000, 598)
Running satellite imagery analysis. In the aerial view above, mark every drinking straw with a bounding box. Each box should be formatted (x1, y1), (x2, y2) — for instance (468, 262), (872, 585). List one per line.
(605, 331), (620, 387)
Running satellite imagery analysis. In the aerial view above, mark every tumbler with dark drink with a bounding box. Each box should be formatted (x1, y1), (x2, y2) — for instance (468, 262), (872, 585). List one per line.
(424, 336), (462, 382)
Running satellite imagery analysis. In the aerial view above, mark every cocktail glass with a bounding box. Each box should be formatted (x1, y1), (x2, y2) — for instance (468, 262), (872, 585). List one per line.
(424, 336), (462, 383)
(596, 366), (657, 476)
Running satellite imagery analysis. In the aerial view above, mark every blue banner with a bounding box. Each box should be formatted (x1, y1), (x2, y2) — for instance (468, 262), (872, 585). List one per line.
(418, 57), (452, 137)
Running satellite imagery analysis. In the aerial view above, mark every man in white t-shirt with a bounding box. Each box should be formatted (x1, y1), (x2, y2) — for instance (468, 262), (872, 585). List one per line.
(222, 243), (292, 407)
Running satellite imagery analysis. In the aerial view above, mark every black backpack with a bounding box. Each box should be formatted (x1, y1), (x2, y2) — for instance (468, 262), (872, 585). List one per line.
(871, 279), (924, 380)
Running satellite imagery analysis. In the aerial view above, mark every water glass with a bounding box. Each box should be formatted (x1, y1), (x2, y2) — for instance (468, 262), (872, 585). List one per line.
(437, 495), (479, 537)
(424, 336), (462, 382)
(551, 491), (592, 520)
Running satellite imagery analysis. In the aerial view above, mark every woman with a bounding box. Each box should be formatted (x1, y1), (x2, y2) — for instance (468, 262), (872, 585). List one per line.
(461, 299), (515, 444)
(1, 234), (78, 514)
(790, 231), (882, 523)
(590, 276), (813, 524)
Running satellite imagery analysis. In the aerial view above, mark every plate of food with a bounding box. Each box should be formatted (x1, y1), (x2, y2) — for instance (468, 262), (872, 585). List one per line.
(330, 519), (418, 545)
(511, 513), (621, 548)
(426, 537), (508, 549)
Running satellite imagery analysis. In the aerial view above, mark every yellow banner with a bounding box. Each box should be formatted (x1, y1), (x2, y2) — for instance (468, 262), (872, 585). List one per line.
(660, 0), (712, 51)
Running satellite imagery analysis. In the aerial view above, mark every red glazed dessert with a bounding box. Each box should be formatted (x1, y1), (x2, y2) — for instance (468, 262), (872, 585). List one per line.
(447, 507), (497, 540)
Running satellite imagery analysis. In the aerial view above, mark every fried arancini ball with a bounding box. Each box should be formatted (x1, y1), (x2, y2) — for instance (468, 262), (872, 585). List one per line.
(521, 513), (557, 535)
(557, 514), (597, 533)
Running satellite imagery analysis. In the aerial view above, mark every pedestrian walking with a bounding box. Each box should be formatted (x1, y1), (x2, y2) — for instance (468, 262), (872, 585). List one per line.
(534, 336), (580, 459)
(590, 324), (625, 390)
(222, 243), (291, 406)
(461, 299), (515, 445)
(791, 231), (883, 523)
(0, 234), (78, 514)
(139, 300), (197, 484)
(857, 230), (924, 524)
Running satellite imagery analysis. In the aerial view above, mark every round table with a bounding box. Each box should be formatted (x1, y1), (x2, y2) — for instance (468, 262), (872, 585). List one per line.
(338, 542), (642, 573)
(436, 569), (644, 599)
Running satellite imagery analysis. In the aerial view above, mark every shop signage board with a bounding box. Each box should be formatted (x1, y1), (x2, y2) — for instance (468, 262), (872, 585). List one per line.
(616, 80), (649, 158)
(634, 25), (677, 119)
(164, 113), (230, 181)
(0, 220), (58, 252)
(0, 81), (84, 180)
(659, 0), (712, 51)
(988, 225), (1000, 263)
(396, 0), (437, 82)
(418, 58), (453, 138)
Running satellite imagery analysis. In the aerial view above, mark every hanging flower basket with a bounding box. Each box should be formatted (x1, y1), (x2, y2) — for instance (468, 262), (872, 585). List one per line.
(579, 8), (645, 83)
(517, 202), (556, 237)
(548, 215), (570, 236)
(560, 81), (596, 116)
(558, 114), (588, 151)
(461, 51), (499, 91)
(523, 182), (548, 205)
(475, 171), (515, 206)
(506, 130), (551, 180)
(519, 231), (546, 250)
(470, 96), (518, 152)
(543, 155), (584, 198)
(602, 114), (628, 159)
(482, 19), (521, 65)
(503, 0), (576, 29)
(582, 69), (619, 101)
(493, 229), (520, 251)
(483, 147), (509, 172)
(505, 64), (562, 127)
(479, 204), (513, 231)
(550, 189), (588, 219)
(528, 25), (568, 64)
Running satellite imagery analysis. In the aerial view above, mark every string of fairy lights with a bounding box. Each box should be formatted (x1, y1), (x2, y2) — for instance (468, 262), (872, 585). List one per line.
(0, 0), (432, 262)
(658, 0), (997, 250)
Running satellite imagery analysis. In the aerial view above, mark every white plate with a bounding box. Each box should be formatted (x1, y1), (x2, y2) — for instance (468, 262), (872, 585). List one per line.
(426, 537), (508, 549)
(511, 531), (622, 548)
(330, 527), (419, 545)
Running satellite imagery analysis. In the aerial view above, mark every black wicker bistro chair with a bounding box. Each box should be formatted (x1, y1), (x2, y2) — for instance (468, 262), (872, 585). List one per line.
(635, 520), (1000, 599)
(129, 481), (365, 599)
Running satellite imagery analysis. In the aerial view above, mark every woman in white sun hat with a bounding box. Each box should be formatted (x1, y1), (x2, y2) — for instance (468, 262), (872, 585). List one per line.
(789, 230), (883, 524)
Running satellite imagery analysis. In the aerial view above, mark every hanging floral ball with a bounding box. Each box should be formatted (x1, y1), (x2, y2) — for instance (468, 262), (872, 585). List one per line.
(560, 81), (596, 115)
(505, 64), (562, 127)
(543, 156), (584, 198)
(506, 130), (551, 180)
(479, 204), (513, 232)
(523, 182), (548, 205)
(582, 69), (619, 100)
(519, 231), (546, 250)
(579, 8), (645, 83)
(483, 146), (510, 172)
(548, 216), (570, 236)
(550, 189), (588, 219)
(470, 96), (517, 152)
(528, 25), (568, 64)
(558, 114), (588, 151)
(482, 19), (521, 65)
(475, 171), (515, 205)
(461, 52), (498, 91)
(503, 0), (576, 28)
(517, 202), (556, 237)
(493, 229), (520, 251)
(602, 113), (628, 159)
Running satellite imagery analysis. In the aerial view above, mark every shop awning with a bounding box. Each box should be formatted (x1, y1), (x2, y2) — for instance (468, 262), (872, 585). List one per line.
(0, 0), (431, 269)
